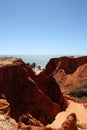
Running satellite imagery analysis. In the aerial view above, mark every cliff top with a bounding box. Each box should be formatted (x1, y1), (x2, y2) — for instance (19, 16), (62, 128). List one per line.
(0, 57), (23, 66)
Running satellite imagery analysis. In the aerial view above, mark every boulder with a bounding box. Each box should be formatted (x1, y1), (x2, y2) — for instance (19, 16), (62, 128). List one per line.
(61, 113), (78, 130)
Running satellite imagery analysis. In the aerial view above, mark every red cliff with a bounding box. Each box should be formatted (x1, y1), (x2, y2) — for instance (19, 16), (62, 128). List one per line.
(60, 63), (87, 89)
(45, 56), (87, 76)
(0, 58), (66, 126)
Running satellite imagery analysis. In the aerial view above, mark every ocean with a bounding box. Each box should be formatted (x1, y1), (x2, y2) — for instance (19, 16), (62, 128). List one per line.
(0, 55), (81, 68)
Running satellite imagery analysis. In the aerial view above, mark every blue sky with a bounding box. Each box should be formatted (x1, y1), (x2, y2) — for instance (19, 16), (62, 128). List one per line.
(0, 0), (87, 55)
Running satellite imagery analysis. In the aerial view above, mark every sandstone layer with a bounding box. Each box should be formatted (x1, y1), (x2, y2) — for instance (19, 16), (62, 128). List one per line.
(0, 58), (67, 128)
(0, 56), (86, 130)
(45, 56), (87, 75)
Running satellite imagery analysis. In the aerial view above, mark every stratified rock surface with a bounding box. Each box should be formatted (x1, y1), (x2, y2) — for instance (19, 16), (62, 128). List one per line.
(0, 58), (66, 126)
(60, 63), (87, 89)
(33, 72), (67, 111)
(44, 56), (87, 100)
(0, 99), (10, 116)
(19, 113), (78, 130)
(18, 113), (44, 129)
(1, 57), (86, 130)
(61, 113), (78, 130)
(45, 56), (87, 75)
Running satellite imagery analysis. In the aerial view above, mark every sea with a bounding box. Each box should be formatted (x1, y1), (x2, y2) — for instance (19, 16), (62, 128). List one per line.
(0, 55), (82, 69)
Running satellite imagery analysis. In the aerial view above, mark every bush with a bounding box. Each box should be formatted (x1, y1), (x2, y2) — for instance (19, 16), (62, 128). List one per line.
(69, 85), (87, 98)
(69, 90), (87, 98)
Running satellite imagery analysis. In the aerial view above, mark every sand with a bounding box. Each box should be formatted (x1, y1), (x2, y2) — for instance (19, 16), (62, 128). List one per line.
(47, 100), (87, 128)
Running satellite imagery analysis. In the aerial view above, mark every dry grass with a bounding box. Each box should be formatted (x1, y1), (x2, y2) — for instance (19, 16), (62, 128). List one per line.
(0, 57), (13, 61)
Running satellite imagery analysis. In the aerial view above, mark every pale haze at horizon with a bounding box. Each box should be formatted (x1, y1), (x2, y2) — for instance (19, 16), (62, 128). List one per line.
(0, 0), (87, 55)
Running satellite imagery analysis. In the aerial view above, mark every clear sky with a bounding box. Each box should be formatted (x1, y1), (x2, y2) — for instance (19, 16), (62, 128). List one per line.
(0, 0), (87, 55)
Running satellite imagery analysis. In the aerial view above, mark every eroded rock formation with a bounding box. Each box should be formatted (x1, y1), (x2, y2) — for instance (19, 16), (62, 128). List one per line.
(61, 113), (78, 130)
(0, 99), (10, 116)
(0, 58), (66, 127)
(44, 56), (87, 100)
(45, 56), (87, 75)
(0, 57), (84, 130)
(33, 72), (67, 110)
(60, 63), (87, 89)
(19, 113), (78, 130)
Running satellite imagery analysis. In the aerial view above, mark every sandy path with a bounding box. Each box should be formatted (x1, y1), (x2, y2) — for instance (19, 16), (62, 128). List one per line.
(47, 100), (87, 128)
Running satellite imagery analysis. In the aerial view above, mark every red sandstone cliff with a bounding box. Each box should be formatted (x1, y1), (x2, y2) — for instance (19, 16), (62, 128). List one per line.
(0, 58), (67, 127)
(33, 72), (67, 111)
(44, 56), (87, 98)
(60, 63), (87, 90)
(45, 56), (87, 76)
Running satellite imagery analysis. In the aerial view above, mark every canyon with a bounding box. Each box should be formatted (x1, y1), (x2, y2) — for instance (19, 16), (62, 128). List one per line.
(0, 56), (87, 130)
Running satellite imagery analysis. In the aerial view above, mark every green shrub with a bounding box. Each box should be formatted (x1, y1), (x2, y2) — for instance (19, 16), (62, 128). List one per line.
(69, 90), (87, 98)
(69, 84), (87, 98)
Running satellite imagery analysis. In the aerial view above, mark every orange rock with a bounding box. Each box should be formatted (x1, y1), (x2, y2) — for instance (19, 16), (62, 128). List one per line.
(45, 56), (87, 75)
(18, 113), (78, 130)
(33, 71), (67, 111)
(0, 99), (10, 116)
(0, 58), (65, 125)
(0, 58), (80, 130)
(62, 113), (78, 130)
(60, 63), (87, 89)
(19, 113), (44, 127)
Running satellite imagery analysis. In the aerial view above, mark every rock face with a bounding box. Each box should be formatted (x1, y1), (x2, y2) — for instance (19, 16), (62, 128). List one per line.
(33, 72), (67, 110)
(19, 113), (78, 130)
(0, 99), (10, 116)
(44, 56), (87, 100)
(53, 68), (67, 87)
(0, 58), (66, 126)
(60, 63), (87, 89)
(45, 56), (87, 76)
(61, 113), (78, 130)
(19, 113), (44, 128)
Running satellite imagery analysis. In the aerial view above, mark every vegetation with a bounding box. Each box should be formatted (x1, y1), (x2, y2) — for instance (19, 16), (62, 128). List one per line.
(80, 78), (87, 87)
(37, 65), (41, 70)
(0, 57), (12, 61)
(27, 62), (30, 66)
(0, 57), (42, 70)
(68, 78), (87, 98)
(31, 62), (36, 70)
(27, 62), (41, 70)
(69, 88), (87, 98)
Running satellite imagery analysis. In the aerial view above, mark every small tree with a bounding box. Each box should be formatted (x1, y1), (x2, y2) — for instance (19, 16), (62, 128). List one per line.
(27, 62), (30, 66)
(37, 66), (41, 70)
(31, 62), (36, 70)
